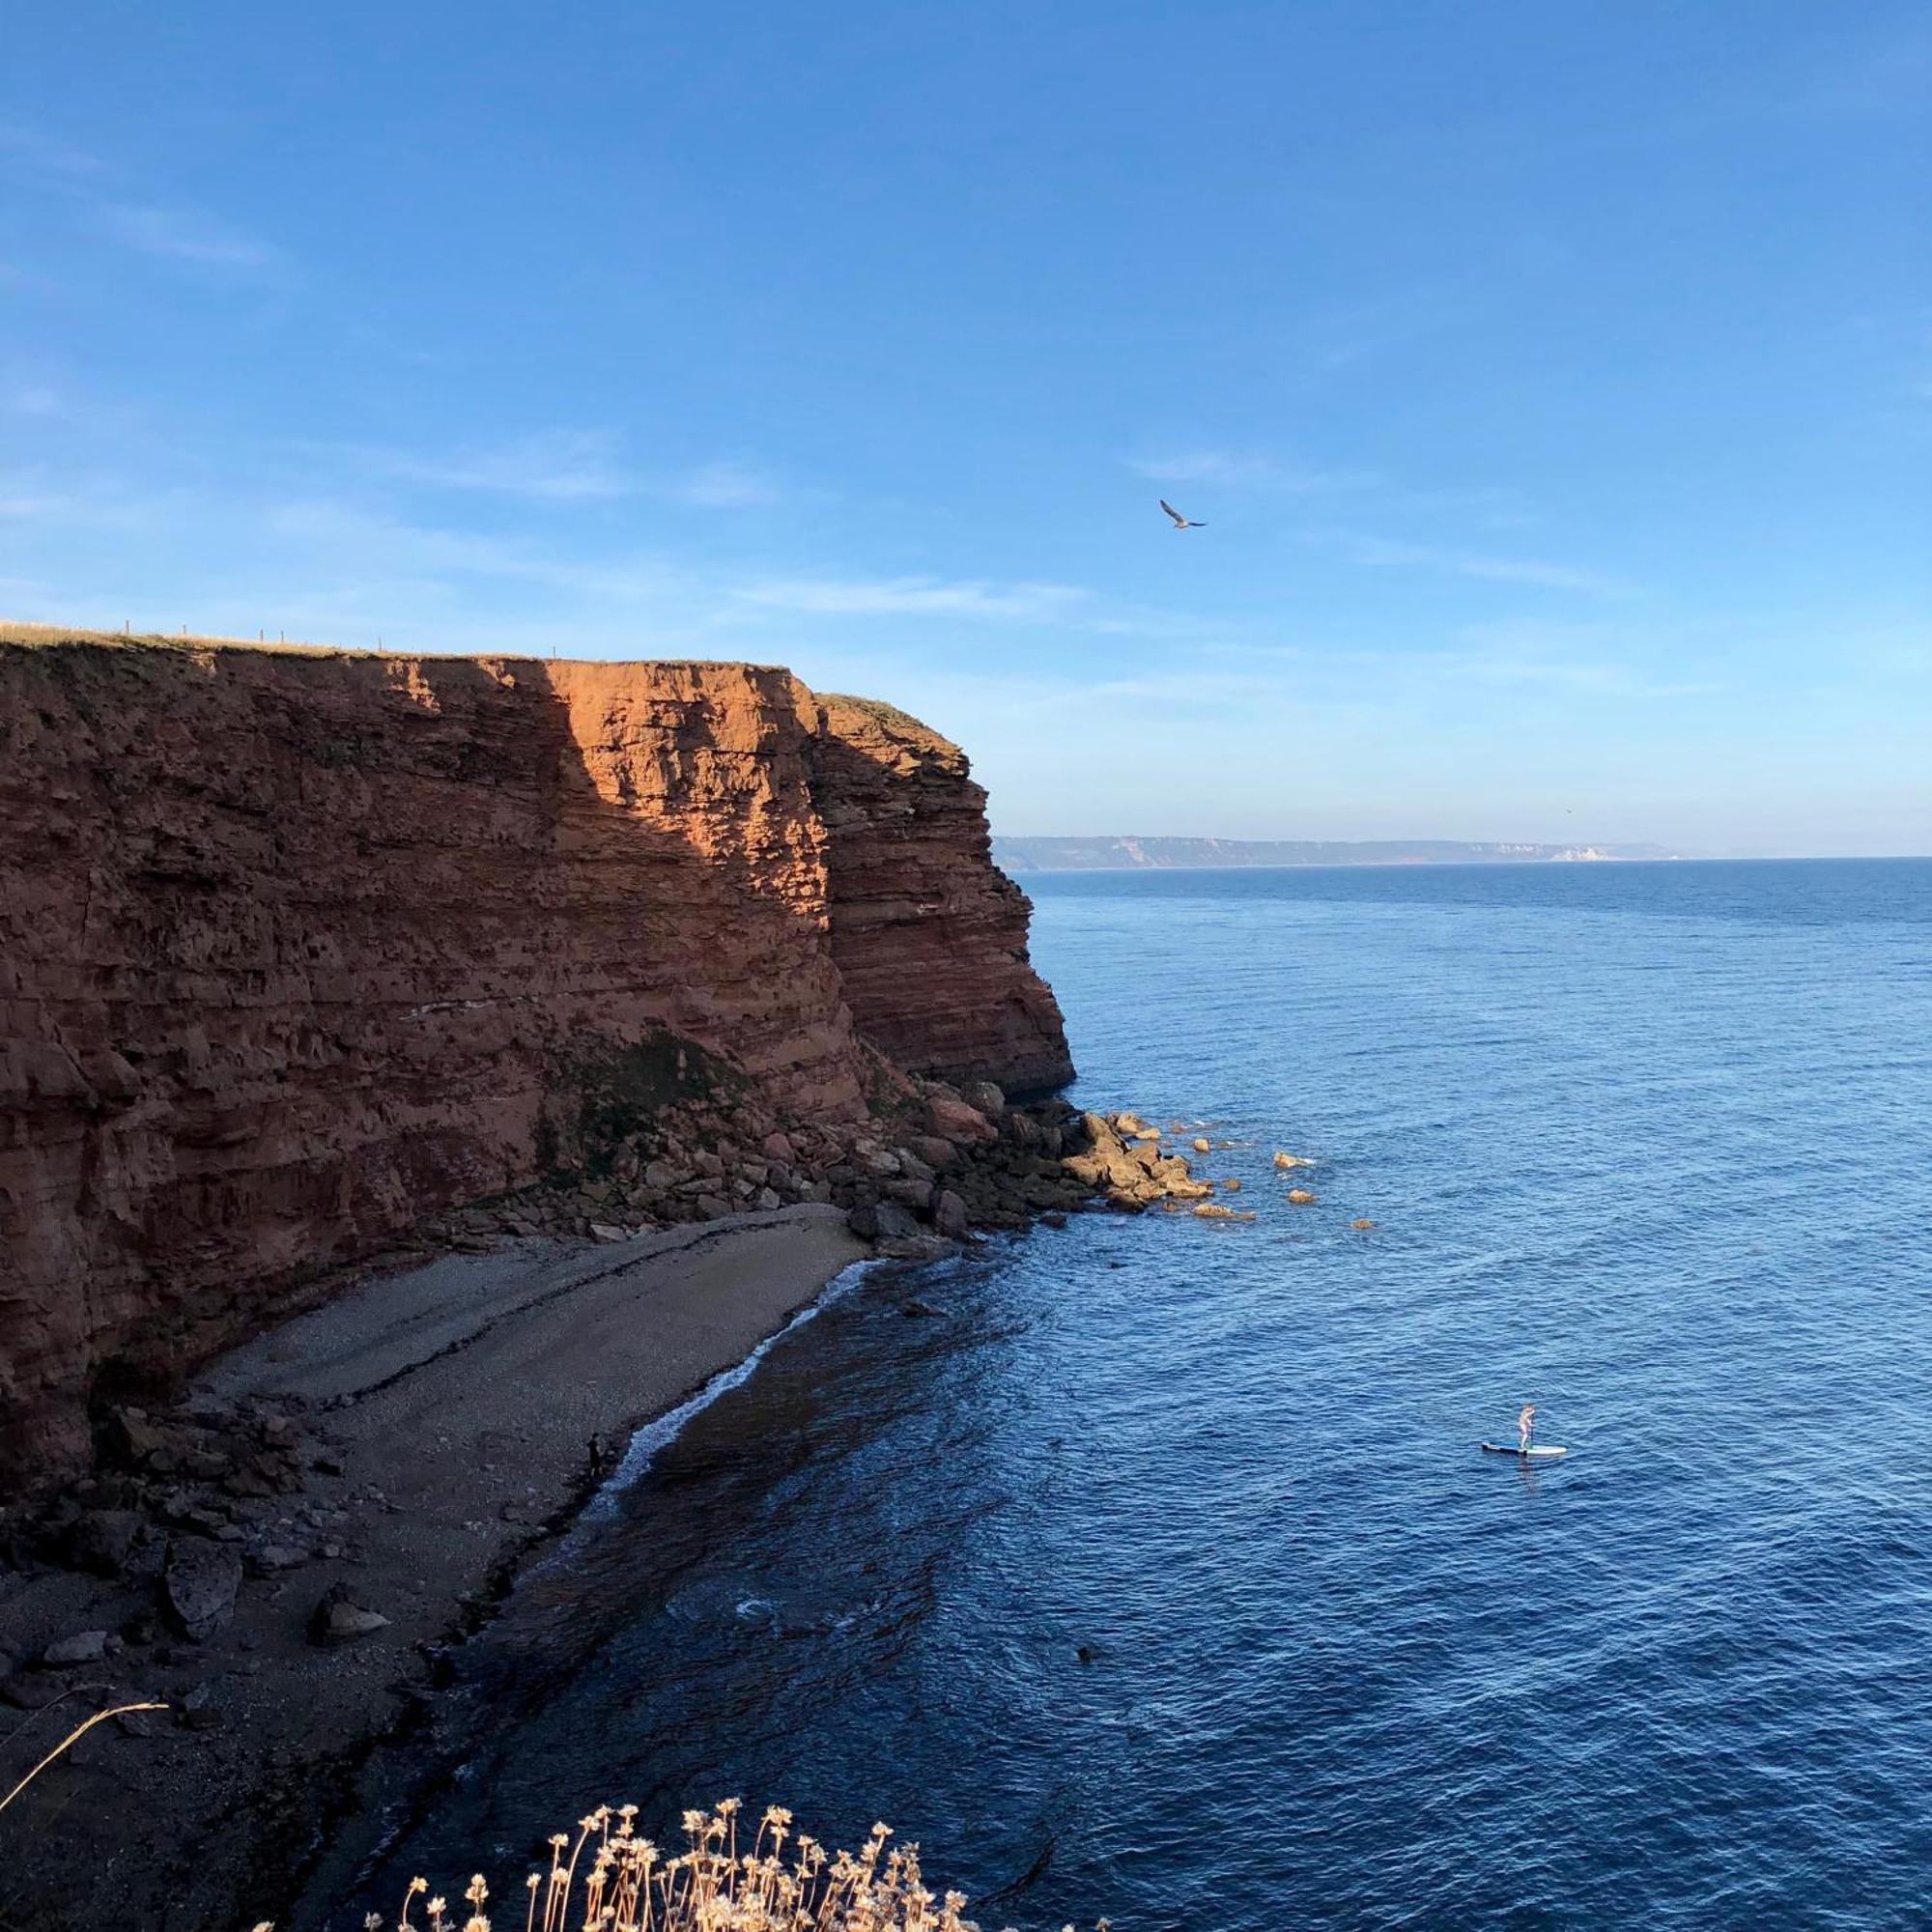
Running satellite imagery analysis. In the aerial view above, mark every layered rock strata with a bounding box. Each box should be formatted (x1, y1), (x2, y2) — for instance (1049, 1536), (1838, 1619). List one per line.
(0, 637), (1072, 1485)
(810, 696), (1072, 1096)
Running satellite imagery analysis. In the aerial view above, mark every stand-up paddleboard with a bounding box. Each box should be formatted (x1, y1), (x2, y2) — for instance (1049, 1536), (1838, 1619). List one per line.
(1481, 1442), (1568, 1460)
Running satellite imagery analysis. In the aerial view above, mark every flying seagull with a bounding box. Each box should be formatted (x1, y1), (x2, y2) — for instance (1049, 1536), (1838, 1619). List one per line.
(1160, 498), (1207, 529)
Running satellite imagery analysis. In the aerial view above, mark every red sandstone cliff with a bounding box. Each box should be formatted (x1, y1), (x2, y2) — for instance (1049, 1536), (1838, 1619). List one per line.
(0, 636), (1070, 1484)
(811, 695), (1071, 1097)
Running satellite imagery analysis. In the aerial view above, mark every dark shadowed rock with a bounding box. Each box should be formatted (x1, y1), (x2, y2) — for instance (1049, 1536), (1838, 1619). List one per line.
(963, 1080), (1007, 1119)
(927, 1094), (997, 1144)
(874, 1200), (923, 1241)
(933, 1189), (972, 1240)
(908, 1134), (958, 1170)
(3, 1674), (66, 1710)
(877, 1234), (952, 1262)
(308, 1582), (390, 1647)
(40, 1630), (109, 1667)
(163, 1539), (242, 1641)
(178, 1681), (225, 1730)
(67, 1507), (153, 1578)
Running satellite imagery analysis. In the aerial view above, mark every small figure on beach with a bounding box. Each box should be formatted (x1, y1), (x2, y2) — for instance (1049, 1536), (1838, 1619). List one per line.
(1518, 1404), (1537, 1452)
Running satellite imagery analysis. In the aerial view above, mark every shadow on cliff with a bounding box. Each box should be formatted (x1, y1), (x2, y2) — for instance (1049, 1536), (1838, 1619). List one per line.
(0, 640), (867, 1488)
(516, 655), (874, 1144)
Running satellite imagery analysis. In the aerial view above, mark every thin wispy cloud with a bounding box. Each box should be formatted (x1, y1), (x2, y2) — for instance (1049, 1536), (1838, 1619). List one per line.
(667, 459), (781, 508)
(1395, 483), (1541, 530)
(732, 576), (1086, 620)
(1306, 527), (1637, 598)
(262, 499), (681, 603)
(1125, 449), (1378, 492)
(0, 494), (65, 519)
(1, 384), (61, 417)
(93, 201), (281, 270)
(305, 440), (787, 508)
(0, 124), (108, 182)
(1446, 654), (1714, 698)
(1328, 620), (1720, 700)
(2, 122), (283, 278)
(1300, 286), (1470, 372)
(324, 432), (630, 501)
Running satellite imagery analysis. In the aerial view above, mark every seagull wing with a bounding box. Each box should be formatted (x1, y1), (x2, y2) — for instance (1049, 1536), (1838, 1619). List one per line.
(1159, 499), (1186, 526)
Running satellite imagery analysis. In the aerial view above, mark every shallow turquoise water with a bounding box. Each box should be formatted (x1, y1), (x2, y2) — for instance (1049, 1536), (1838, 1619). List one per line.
(369, 859), (1932, 1929)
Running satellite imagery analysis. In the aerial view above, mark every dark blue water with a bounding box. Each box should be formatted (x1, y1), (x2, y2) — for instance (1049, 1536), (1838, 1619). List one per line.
(370, 859), (1932, 1929)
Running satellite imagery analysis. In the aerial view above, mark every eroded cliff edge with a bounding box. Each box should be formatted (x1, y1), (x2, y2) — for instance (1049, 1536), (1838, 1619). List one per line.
(812, 694), (1073, 1096)
(0, 637), (1070, 1484)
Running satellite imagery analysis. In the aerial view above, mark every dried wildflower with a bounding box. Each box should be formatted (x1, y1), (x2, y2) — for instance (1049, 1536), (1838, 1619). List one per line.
(381, 1798), (1012, 1932)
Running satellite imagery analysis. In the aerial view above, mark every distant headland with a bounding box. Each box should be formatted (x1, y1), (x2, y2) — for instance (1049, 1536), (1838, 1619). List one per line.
(992, 836), (1682, 871)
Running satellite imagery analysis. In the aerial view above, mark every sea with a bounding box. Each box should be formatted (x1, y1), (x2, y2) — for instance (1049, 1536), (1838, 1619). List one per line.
(358, 858), (1932, 1930)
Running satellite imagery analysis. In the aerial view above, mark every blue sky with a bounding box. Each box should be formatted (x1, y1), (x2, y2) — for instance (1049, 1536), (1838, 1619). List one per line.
(2, 3), (1926, 854)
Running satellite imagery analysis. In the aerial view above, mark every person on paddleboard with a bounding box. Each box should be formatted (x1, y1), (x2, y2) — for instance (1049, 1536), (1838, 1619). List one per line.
(1518, 1404), (1537, 1452)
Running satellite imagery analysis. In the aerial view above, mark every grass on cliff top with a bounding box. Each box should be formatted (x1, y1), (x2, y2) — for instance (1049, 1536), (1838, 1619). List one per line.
(0, 618), (384, 658)
(819, 691), (958, 751)
(0, 620), (792, 673)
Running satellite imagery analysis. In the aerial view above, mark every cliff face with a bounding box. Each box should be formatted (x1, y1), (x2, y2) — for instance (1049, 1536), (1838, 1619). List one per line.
(812, 696), (1072, 1097)
(0, 639), (1069, 1483)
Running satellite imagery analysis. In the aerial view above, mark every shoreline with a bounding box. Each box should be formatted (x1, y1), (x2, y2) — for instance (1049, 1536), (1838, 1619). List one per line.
(0, 1100), (1216, 1930)
(0, 1207), (870, 1932)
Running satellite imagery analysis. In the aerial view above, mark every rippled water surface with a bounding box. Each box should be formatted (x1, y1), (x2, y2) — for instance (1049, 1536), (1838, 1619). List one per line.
(375, 860), (1932, 1929)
